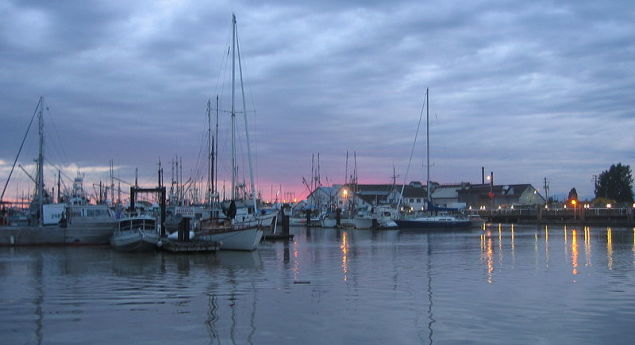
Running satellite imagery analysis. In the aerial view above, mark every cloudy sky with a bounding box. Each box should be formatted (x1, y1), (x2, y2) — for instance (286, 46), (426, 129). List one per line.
(1, 0), (634, 202)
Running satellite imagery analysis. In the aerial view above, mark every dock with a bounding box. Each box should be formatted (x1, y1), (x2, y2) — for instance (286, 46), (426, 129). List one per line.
(479, 207), (635, 226)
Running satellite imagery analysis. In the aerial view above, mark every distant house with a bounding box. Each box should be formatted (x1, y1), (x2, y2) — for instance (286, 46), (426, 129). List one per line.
(334, 183), (394, 210)
(387, 181), (429, 210)
(310, 181), (544, 211)
(457, 184), (545, 208)
(430, 183), (468, 208)
(306, 186), (338, 209)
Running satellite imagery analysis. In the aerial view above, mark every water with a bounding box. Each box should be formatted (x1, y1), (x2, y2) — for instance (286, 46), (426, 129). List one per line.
(1, 224), (634, 345)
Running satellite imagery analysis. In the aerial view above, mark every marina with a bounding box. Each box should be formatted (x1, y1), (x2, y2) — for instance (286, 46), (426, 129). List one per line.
(1, 3), (634, 345)
(1, 224), (634, 345)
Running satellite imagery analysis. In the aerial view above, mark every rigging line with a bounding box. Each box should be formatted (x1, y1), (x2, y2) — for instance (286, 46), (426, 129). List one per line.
(1, 97), (42, 202)
(397, 95), (427, 210)
(43, 159), (73, 181)
(42, 100), (71, 168)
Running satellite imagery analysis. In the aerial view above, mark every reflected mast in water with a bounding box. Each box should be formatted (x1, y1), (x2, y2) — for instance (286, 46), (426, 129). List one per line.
(426, 233), (435, 345)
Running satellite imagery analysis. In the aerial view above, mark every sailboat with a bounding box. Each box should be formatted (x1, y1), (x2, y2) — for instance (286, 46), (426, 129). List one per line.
(395, 89), (471, 230)
(196, 14), (268, 251)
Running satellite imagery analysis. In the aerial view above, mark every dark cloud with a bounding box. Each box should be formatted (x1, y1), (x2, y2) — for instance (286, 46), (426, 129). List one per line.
(1, 0), (633, 200)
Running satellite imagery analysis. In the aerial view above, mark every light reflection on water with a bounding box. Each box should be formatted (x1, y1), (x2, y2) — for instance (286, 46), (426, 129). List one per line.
(1, 224), (635, 345)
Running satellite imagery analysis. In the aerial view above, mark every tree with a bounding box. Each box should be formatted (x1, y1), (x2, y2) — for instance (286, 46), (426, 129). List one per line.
(594, 163), (634, 203)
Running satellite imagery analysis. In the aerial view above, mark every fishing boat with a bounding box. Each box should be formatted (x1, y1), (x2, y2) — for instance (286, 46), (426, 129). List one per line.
(0, 98), (116, 246)
(110, 214), (160, 252)
(395, 89), (471, 230)
(195, 14), (268, 251)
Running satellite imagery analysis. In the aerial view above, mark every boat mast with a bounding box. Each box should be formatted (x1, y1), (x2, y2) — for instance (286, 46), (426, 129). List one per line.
(235, 14), (258, 213)
(231, 14), (237, 200)
(36, 97), (45, 226)
(215, 95), (219, 202)
(206, 98), (212, 207)
(426, 88), (431, 204)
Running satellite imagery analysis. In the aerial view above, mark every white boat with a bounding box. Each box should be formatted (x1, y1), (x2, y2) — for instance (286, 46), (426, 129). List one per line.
(197, 207), (263, 251)
(111, 215), (160, 252)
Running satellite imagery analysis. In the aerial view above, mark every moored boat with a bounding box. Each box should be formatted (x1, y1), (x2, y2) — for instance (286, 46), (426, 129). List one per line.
(395, 214), (471, 230)
(110, 214), (160, 252)
(197, 207), (263, 251)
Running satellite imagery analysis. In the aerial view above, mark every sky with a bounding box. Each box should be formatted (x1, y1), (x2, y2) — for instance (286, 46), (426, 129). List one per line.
(1, 0), (634, 202)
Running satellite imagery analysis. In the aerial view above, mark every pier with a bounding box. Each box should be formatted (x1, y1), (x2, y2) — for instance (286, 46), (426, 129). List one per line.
(479, 207), (635, 226)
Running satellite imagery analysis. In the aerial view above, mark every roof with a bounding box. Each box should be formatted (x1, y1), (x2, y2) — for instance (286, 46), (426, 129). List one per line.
(399, 185), (428, 198)
(458, 184), (534, 197)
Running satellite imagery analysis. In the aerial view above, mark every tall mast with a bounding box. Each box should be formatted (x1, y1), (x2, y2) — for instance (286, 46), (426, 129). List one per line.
(426, 88), (430, 203)
(236, 14), (258, 212)
(231, 14), (237, 200)
(36, 97), (45, 226)
(215, 95), (219, 201)
(206, 98), (212, 206)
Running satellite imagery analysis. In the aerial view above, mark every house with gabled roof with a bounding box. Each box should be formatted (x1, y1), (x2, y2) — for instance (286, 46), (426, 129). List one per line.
(457, 183), (545, 208)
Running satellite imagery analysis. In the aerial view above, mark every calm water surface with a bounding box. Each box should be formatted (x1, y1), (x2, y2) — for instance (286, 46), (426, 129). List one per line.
(1, 224), (634, 345)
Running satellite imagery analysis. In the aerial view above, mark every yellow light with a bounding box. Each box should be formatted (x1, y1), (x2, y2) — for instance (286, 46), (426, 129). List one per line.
(571, 200), (577, 206)
(342, 189), (348, 197)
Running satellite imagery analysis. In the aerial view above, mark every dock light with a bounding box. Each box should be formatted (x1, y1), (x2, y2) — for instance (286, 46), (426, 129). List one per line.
(544, 205), (548, 209)
(607, 203), (612, 208)
(571, 200), (577, 206)
(342, 189), (348, 197)
(632, 203), (635, 208)
(511, 205), (514, 209)
(564, 205), (567, 209)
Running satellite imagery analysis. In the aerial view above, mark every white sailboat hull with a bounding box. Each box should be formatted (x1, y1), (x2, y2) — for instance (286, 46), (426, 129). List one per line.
(199, 227), (263, 251)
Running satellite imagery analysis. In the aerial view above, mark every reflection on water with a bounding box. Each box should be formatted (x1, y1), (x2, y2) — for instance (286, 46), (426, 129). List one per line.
(571, 229), (578, 276)
(1, 224), (635, 345)
(607, 227), (613, 270)
(341, 231), (349, 281)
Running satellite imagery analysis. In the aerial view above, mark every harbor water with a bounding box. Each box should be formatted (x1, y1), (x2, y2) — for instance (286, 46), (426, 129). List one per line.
(1, 224), (634, 345)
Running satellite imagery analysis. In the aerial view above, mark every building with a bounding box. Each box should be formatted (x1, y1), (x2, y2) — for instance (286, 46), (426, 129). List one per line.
(457, 184), (545, 209)
(309, 181), (545, 211)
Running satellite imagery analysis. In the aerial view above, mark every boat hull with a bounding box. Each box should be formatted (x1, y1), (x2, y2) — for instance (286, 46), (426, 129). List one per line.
(110, 231), (159, 252)
(198, 228), (263, 251)
(1, 223), (115, 246)
(339, 217), (373, 230)
(395, 219), (472, 230)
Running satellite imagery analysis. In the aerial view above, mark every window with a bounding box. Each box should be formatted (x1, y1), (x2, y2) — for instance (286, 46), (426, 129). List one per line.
(416, 198), (421, 203)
